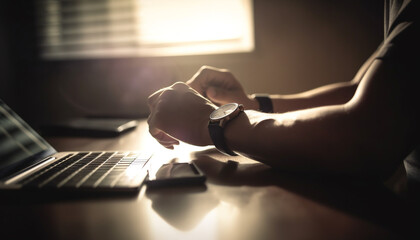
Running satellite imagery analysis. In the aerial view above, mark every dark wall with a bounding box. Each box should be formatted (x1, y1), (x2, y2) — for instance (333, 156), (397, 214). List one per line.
(1, 0), (383, 127)
(0, 1), (16, 107)
(1, 0), (38, 118)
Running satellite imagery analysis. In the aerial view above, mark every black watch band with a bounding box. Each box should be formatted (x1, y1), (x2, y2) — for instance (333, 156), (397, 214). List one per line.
(253, 94), (273, 113)
(208, 123), (237, 156)
(208, 103), (243, 156)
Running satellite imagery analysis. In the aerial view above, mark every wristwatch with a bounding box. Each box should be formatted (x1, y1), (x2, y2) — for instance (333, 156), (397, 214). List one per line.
(208, 103), (244, 156)
(252, 94), (273, 113)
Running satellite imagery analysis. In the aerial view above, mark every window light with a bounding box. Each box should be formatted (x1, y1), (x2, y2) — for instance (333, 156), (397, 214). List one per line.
(37, 0), (254, 59)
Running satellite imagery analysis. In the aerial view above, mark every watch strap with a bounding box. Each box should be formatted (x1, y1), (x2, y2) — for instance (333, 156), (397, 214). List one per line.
(254, 94), (273, 113)
(208, 123), (238, 156)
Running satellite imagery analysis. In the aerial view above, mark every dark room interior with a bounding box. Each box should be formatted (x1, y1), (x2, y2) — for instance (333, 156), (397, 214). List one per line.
(3, 1), (420, 240)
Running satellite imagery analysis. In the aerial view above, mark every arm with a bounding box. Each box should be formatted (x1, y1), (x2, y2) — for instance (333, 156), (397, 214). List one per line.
(267, 81), (358, 113)
(187, 47), (380, 113)
(224, 58), (417, 179)
(268, 44), (380, 113)
(148, 33), (418, 179)
(148, 57), (417, 179)
(267, 44), (382, 113)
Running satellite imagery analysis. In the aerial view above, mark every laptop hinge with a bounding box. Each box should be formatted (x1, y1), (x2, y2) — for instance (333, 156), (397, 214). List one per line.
(4, 156), (56, 185)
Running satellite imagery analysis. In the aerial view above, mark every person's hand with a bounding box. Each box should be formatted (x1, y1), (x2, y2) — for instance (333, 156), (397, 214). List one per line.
(186, 66), (258, 109)
(147, 82), (217, 149)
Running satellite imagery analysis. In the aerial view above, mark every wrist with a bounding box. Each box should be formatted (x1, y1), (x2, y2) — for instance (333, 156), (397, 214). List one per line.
(207, 103), (244, 155)
(202, 124), (213, 146)
(251, 94), (273, 113)
(202, 104), (217, 146)
(223, 110), (252, 154)
(246, 95), (260, 110)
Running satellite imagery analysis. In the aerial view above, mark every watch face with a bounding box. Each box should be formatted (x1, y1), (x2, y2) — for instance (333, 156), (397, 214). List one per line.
(210, 103), (239, 120)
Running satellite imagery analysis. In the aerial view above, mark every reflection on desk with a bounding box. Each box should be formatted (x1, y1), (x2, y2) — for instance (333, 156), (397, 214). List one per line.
(1, 120), (419, 240)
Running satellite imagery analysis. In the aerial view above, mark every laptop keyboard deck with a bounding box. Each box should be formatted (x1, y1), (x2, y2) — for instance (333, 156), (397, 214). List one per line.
(18, 151), (151, 189)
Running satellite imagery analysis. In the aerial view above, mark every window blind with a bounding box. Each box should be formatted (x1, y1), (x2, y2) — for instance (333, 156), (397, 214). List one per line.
(37, 0), (254, 59)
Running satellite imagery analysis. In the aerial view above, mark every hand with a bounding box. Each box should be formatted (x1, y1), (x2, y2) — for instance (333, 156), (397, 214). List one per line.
(186, 66), (258, 109)
(147, 82), (217, 148)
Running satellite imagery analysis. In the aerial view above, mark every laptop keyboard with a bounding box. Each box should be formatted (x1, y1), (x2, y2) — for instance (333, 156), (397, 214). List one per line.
(18, 151), (151, 189)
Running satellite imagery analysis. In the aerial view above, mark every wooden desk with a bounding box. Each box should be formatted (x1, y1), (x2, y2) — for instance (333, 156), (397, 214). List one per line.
(1, 120), (418, 240)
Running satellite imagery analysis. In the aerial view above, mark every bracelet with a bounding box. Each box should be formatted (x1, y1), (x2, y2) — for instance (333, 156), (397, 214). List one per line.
(253, 94), (273, 113)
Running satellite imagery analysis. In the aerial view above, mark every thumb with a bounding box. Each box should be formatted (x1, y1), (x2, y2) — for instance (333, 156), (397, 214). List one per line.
(206, 87), (230, 105)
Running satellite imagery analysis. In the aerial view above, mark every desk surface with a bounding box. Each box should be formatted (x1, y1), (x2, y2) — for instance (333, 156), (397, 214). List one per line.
(1, 120), (418, 240)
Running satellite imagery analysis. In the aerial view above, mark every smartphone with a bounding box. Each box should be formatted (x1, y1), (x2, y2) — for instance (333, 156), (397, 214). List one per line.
(146, 162), (206, 188)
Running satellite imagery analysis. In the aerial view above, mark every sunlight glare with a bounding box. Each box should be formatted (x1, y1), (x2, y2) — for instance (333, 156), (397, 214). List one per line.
(138, 0), (245, 44)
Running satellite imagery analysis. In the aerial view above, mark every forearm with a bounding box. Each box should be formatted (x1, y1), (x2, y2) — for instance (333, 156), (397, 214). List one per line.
(253, 45), (381, 113)
(223, 102), (403, 179)
(265, 80), (359, 113)
(224, 106), (363, 175)
(224, 59), (413, 179)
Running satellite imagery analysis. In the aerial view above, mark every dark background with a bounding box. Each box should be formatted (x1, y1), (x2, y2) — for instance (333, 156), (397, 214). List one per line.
(0, 0), (383, 129)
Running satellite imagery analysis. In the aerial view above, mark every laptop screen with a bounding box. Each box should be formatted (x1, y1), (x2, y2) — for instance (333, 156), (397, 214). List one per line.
(0, 99), (55, 178)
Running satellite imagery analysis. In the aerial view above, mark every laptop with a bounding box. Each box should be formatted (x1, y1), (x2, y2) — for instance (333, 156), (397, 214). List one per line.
(0, 99), (151, 194)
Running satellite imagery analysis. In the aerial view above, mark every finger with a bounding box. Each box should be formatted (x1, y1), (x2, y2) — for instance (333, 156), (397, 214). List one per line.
(149, 83), (193, 110)
(206, 87), (231, 105)
(148, 83), (180, 108)
(159, 141), (177, 149)
(170, 82), (190, 91)
(149, 127), (180, 145)
(147, 89), (165, 109)
(156, 136), (179, 149)
(156, 133), (180, 145)
(187, 66), (220, 94)
(187, 66), (234, 97)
